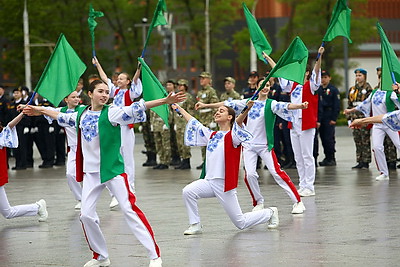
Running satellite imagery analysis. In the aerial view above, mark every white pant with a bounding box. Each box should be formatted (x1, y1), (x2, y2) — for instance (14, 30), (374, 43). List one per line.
(80, 173), (159, 260)
(66, 147), (82, 201)
(243, 145), (301, 206)
(372, 124), (400, 176)
(182, 178), (273, 230)
(0, 186), (38, 219)
(121, 126), (136, 187)
(290, 122), (316, 191)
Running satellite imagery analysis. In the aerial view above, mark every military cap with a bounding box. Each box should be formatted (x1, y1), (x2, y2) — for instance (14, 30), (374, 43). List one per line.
(354, 68), (367, 75)
(177, 79), (189, 86)
(249, 71), (259, 77)
(321, 70), (330, 76)
(199, 72), (212, 78)
(224, 77), (236, 84)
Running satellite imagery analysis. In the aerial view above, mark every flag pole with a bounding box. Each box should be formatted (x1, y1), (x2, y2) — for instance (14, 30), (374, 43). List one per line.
(315, 41), (325, 61)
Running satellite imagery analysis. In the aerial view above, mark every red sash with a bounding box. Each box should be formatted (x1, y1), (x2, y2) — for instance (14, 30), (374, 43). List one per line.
(288, 82), (318, 131)
(0, 148), (9, 186)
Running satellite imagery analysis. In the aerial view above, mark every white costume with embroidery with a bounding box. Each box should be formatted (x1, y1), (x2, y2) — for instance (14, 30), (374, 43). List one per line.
(57, 100), (160, 261)
(183, 118), (274, 229)
(356, 90), (400, 176)
(279, 70), (320, 192)
(225, 99), (301, 206)
(0, 126), (39, 219)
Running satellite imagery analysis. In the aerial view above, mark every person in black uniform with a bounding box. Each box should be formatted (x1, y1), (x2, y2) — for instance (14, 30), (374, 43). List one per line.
(0, 85), (10, 127)
(242, 71), (259, 99)
(316, 70), (340, 166)
(7, 87), (29, 170)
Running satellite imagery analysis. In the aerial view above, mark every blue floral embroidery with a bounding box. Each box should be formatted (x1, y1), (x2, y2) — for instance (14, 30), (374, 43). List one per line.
(81, 113), (100, 142)
(122, 112), (132, 121)
(207, 132), (224, 152)
(0, 127), (15, 148)
(113, 90), (125, 107)
(58, 116), (66, 124)
(291, 87), (301, 99)
(249, 101), (264, 120)
(372, 90), (385, 106)
(199, 129), (205, 137)
(384, 111), (400, 131)
(185, 119), (200, 143)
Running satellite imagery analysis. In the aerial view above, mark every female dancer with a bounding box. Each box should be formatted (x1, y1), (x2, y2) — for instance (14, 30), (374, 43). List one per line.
(24, 80), (184, 267)
(0, 112), (48, 221)
(173, 101), (279, 235)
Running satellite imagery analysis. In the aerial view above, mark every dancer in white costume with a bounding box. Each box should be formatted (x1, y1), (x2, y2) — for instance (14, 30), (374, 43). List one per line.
(0, 112), (48, 222)
(196, 78), (308, 214)
(93, 57), (143, 209)
(346, 82), (400, 180)
(24, 80), (184, 267)
(173, 101), (279, 235)
(264, 47), (324, 197)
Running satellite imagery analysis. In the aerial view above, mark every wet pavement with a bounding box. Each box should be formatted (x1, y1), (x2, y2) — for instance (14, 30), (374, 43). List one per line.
(2, 126), (400, 267)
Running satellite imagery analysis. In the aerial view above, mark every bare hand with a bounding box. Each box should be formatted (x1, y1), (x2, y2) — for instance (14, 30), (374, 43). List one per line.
(246, 100), (255, 109)
(195, 102), (205, 110)
(17, 104), (26, 112)
(22, 105), (42, 116)
(318, 46), (325, 55)
(349, 118), (364, 129)
(301, 101), (308, 109)
(165, 92), (185, 104)
(329, 120), (336, 125)
(92, 57), (99, 65)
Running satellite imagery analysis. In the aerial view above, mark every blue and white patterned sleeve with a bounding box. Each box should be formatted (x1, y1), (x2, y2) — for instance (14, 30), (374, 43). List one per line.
(43, 107), (60, 124)
(231, 121), (253, 147)
(382, 110), (400, 131)
(271, 100), (296, 122)
(0, 125), (18, 148)
(57, 112), (77, 128)
(278, 78), (293, 93)
(355, 94), (372, 117)
(130, 78), (143, 99)
(108, 78), (117, 98)
(184, 118), (213, 147)
(310, 70), (321, 93)
(224, 99), (247, 116)
(390, 91), (400, 109)
(108, 99), (147, 125)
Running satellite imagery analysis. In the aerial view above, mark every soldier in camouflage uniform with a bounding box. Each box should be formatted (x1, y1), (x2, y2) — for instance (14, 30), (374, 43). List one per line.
(220, 77), (241, 101)
(174, 79), (195, 169)
(165, 80), (181, 166)
(345, 68), (373, 169)
(150, 108), (173, 169)
(195, 71), (219, 169)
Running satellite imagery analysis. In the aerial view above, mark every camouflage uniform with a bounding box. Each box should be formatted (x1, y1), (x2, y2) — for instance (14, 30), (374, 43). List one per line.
(169, 105), (181, 165)
(141, 109), (157, 166)
(197, 84), (219, 161)
(175, 92), (195, 160)
(346, 82), (373, 164)
(220, 90), (241, 102)
(150, 110), (172, 167)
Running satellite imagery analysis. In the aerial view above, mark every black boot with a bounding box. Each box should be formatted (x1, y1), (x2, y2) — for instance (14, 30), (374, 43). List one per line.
(170, 156), (181, 166)
(196, 163), (204, 170)
(143, 152), (157, 167)
(361, 162), (369, 169)
(178, 158), (191, 170)
(352, 162), (363, 169)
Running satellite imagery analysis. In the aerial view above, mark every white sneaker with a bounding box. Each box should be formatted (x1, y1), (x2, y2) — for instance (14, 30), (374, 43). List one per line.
(376, 174), (389, 181)
(252, 203), (264, 212)
(83, 258), (111, 267)
(291, 201), (306, 214)
(183, 223), (202, 235)
(267, 207), (279, 229)
(297, 187), (305, 194)
(299, 188), (315, 197)
(109, 196), (119, 209)
(75, 201), (81, 210)
(149, 257), (162, 267)
(36, 199), (48, 222)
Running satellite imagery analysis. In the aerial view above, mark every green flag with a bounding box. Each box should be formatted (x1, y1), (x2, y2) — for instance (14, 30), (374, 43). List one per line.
(377, 22), (400, 92)
(138, 57), (169, 127)
(142, 0), (168, 57)
(242, 2), (272, 63)
(322, 0), (352, 43)
(88, 4), (104, 55)
(265, 36), (309, 85)
(34, 34), (86, 106)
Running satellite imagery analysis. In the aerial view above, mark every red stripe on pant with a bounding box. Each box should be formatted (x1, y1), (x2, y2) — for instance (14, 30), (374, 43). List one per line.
(121, 173), (161, 258)
(80, 221), (99, 260)
(270, 148), (301, 202)
(243, 170), (258, 207)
